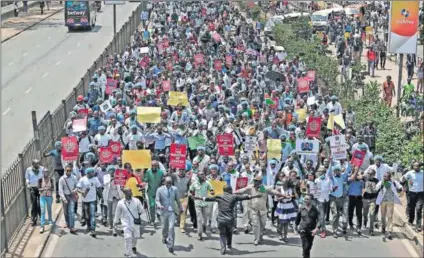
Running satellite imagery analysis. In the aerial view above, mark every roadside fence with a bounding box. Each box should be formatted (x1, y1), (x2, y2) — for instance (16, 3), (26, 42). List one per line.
(0, 2), (145, 255)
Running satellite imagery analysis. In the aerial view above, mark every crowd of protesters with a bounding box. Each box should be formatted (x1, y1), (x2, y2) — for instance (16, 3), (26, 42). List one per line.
(23, 1), (423, 258)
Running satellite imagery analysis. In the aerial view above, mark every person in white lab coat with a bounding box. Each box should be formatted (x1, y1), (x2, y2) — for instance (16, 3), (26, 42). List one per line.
(102, 165), (124, 232)
(114, 187), (143, 258)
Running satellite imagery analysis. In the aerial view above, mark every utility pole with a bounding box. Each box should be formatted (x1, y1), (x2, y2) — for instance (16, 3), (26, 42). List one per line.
(113, 4), (116, 35)
(396, 54), (403, 117)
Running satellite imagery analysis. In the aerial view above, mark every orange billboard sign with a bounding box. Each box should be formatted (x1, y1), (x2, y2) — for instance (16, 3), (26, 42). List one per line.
(388, 1), (419, 54)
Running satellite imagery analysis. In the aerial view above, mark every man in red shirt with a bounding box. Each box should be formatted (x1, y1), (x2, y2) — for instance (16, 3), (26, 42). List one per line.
(366, 47), (376, 77)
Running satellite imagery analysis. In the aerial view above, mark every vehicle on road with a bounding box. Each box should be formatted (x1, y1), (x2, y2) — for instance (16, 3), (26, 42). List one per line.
(65, 1), (97, 31)
(344, 4), (367, 21)
(311, 7), (344, 32)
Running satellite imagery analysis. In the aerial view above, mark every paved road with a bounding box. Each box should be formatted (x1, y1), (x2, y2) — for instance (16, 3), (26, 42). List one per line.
(42, 210), (419, 258)
(1, 3), (141, 172)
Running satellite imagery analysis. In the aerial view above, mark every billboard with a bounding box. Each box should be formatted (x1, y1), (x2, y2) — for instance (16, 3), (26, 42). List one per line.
(388, 1), (419, 54)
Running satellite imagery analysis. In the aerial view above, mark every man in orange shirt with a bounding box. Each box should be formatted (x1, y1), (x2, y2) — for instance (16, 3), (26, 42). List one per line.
(366, 47), (376, 77)
(382, 76), (396, 107)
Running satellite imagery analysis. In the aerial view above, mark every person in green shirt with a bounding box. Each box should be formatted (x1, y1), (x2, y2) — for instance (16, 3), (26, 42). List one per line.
(143, 160), (164, 226)
(403, 78), (415, 99)
(189, 171), (214, 240)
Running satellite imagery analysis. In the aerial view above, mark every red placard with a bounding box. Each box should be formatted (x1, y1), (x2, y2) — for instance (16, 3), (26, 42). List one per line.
(306, 71), (316, 81)
(214, 60), (222, 71)
(61, 136), (79, 161)
(139, 61), (148, 68)
(99, 147), (114, 164)
(306, 117), (322, 138)
(169, 144), (187, 169)
(72, 118), (87, 133)
(351, 150), (366, 167)
(236, 177), (248, 190)
(217, 134), (234, 156)
(162, 80), (171, 91)
(114, 169), (128, 187)
(77, 108), (88, 118)
(247, 1), (255, 8)
(225, 55), (232, 67)
(106, 78), (118, 95)
(297, 78), (310, 93)
(194, 54), (204, 65)
(109, 141), (121, 158)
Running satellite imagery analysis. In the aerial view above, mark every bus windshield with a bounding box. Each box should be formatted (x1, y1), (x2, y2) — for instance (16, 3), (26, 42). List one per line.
(66, 1), (88, 11)
(312, 14), (327, 22)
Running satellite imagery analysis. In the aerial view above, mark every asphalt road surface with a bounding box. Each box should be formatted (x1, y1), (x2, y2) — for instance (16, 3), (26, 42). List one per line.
(41, 210), (419, 258)
(1, 3), (141, 173)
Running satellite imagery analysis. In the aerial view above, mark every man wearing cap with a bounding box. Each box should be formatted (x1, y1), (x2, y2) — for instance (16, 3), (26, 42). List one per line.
(74, 95), (89, 112)
(44, 141), (65, 203)
(25, 159), (46, 226)
(143, 161), (164, 226)
(77, 167), (102, 237)
(114, 187), (144, 257)
(193, 146), (211, 173)
(58, 164), (78, 233)
(326, 96), (343, 116)
(234, 175), (286, 245)
(328, 164), (351, 238)
(94, 126), (112, 147)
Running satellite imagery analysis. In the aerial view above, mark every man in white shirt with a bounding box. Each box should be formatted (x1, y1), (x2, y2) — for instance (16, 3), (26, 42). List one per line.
(77, 167), (102, 236)
(94, 126), (112, 147)
(326, 95), (343, 116)
(315, 167), (334, 238)
(364, 155), (394, 181)
(25, 159), (45, 226)
(114, 187), (144, 258)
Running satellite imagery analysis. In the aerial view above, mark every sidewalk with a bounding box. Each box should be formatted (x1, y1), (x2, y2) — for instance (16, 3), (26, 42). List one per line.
(1, 1), (63, 43)
(394, 197), (424, 255)
(3, 201), (62, 258)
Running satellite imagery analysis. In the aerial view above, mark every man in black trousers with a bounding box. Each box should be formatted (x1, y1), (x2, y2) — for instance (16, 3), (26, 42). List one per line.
(192, 185), (260, 255)
(295, 194), (321, 258)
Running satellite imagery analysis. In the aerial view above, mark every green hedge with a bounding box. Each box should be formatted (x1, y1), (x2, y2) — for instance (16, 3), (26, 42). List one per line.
(273, 23), (422, 165)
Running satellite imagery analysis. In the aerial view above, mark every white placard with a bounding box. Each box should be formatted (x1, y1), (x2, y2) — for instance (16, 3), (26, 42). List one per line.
(100, 100), (112, 113)
(72, 119), (87, 133)
(244, 136), (257, 152)
(307, 96), (316, 106)
(329, 135), (347, 160)
(140, 47), (149, 54)
(295, 139), (320, 155)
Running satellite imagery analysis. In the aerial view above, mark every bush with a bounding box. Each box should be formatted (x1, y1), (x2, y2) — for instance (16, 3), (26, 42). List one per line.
(273, 22), (417, 165)
(401, 134), (424, 166)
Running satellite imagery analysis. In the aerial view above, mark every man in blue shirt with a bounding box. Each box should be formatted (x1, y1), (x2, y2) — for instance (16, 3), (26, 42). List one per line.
(44, 141), (64, 203)
(329, 164), (350, 237)
(347, 166), (364, 235)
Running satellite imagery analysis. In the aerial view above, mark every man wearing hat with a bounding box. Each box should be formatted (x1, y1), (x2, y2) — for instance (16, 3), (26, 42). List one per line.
(234, 175), (286, 245)
(77, 167), (102, 237)
(94, 125), (112, 147)
(328, 164), (350, 238)
(25, 159), (46, 226)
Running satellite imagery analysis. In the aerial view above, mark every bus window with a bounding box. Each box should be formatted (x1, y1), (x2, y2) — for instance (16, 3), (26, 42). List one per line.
(311, 14), (328, 22)
(66, 1), (87, 11)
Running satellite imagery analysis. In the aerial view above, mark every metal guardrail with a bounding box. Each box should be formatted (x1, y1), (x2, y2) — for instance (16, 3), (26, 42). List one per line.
(0, 3), (144, 255)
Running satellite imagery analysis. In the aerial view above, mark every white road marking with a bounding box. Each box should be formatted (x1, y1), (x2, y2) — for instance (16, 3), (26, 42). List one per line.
(56, 61), (61, 65)
(77, 42), (80, 47)
(23, 52), (28, 56)
(8, 62), (13, 66)
(42, 72), (49, 78)
(3, 108), (11, 116)
(68, 51), (72, 55)
(25, 87), (32, 94)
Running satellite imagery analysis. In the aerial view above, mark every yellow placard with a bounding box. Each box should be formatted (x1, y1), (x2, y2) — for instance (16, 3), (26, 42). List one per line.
(267, 139), (281, 160)
(137, 107), (161, 123)
(122, 150), (152, 169)
(327, 114), (334, 130)
(295, 108), (307, 123)
(334, 114), (346, 129)
(167, 91), (189, 106)
(209, 180), (226, 196)
(365, 26), (373, 35)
